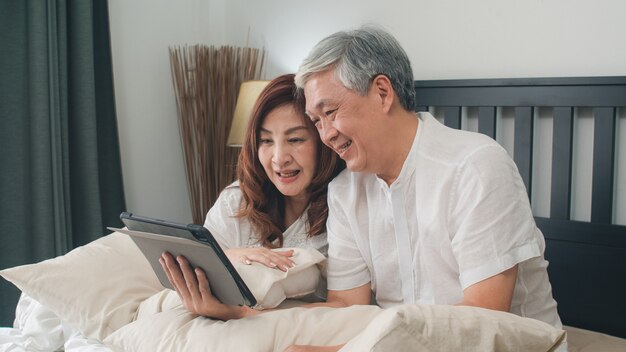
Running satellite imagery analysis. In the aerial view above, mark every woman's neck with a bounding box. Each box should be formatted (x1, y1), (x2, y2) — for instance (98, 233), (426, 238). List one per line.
(284, 194), (309, 228)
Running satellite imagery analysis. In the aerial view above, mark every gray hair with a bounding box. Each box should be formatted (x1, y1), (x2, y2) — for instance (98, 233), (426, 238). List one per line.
(295, 25), (416, 111)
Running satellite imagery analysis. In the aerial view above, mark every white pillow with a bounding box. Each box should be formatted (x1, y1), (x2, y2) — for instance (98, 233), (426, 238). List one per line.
(340, 304), (566, 352)
(0, 233), (162, 340)
(103, 304), (383, 352)
(564, 325), (626, 352)
(0, 233), (326, 340)
(235, 247), (325, 309)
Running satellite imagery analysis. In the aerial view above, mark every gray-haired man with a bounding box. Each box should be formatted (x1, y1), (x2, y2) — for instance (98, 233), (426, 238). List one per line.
(286, 26), (562, 352)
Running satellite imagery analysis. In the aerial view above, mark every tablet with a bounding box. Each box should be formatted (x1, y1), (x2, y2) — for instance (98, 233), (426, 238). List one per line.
(109, 212), (257, 307)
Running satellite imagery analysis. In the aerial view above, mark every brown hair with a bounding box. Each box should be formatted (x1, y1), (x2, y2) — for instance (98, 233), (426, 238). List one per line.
(236, 73), (345, 248)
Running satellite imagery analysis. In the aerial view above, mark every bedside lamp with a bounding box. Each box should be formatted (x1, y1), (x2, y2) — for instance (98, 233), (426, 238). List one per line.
(227, 80), (270, 147)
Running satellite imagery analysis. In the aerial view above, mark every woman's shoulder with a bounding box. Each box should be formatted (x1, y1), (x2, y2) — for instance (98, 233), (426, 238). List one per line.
(217, 181), (243, 201)
(208, 181), (244, 215)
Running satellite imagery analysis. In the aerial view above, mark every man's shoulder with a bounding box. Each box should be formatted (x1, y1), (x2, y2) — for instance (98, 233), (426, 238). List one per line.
(420, 113), (504, 164)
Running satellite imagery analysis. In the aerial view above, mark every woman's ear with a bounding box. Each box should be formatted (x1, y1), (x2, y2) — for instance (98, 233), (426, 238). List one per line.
(370, 74), (395, 113)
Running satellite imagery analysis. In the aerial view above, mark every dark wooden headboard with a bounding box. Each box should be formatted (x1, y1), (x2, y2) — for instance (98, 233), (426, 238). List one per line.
(413, 76), (626, 338)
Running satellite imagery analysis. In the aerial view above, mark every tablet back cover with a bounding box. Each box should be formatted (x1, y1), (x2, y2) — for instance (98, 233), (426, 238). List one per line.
(109, 226), (256, 307)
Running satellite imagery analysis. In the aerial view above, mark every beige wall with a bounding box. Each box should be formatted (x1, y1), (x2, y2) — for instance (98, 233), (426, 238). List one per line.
(109, 0), (626, 224)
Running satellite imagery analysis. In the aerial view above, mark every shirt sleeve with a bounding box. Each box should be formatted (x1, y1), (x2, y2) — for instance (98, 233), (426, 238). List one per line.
(449, 145), (542, 289)
(326, 180), (372, 291)
(203, 184), (245, 250)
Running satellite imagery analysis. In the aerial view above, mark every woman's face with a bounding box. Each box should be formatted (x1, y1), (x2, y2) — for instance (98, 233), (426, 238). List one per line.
(258, 104), (318, 202)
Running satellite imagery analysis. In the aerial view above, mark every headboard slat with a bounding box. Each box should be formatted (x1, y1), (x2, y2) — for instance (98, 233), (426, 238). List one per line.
(513, 107), (534, 197)
(550, 107), (574, 220)
(591, 107), (616, 224)
(477, 106), (496, 139)
(442, 106), (461, 129)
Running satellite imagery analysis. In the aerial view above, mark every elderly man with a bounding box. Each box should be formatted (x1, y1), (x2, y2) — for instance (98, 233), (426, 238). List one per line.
(287, 25), (562, 352)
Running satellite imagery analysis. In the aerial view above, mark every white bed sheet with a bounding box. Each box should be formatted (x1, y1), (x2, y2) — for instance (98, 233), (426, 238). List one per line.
(0, 294), (113, 352)
(4, 292), (625, 352)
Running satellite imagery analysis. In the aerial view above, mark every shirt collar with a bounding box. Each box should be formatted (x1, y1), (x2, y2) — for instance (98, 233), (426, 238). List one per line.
(376, 113), (424, 190)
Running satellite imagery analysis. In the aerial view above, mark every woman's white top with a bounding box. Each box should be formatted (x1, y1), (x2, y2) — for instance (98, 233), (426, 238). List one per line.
(203, 182), (328, 256)
(203, 182), (329, 301)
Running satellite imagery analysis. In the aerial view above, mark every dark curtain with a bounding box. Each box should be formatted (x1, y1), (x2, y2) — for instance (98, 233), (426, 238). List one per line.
(0, 0), (126, 326)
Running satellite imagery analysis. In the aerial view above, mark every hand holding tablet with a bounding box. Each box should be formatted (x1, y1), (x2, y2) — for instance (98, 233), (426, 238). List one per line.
(108, 212), (257, 308)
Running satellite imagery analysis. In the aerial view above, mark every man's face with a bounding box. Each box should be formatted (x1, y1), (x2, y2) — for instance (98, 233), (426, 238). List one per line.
(303, 70), (382, 173)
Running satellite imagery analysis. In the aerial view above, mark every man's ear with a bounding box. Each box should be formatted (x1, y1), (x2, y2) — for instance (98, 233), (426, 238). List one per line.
(371, 74), (395, 113)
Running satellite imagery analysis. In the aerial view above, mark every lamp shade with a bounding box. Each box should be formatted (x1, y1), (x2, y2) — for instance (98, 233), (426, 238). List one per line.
(227, 80), (270, 146)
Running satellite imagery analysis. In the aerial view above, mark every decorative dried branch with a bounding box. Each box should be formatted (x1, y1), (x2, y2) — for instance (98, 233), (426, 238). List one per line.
(169, 45), (265, 223)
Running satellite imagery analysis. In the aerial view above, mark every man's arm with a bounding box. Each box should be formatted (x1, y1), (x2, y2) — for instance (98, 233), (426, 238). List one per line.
(307, 282), (372, 308)
(456, 265), (518, 311)
(284, 266), (518, 352)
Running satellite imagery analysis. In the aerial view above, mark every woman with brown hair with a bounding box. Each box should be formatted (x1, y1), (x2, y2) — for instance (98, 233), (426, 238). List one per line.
(160, 73), (344, 319)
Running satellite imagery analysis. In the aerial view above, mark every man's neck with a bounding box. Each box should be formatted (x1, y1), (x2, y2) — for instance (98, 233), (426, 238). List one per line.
(376, 111), (419, 186)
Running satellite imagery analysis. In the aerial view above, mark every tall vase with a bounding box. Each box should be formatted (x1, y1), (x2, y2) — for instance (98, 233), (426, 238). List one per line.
(169, 45), (265, 224)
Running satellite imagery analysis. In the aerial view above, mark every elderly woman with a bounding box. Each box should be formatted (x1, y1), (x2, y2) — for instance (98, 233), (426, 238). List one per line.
(160, 73), (344, 320)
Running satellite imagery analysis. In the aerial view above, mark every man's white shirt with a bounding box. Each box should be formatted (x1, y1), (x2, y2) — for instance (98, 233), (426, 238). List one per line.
(326, 112), (562, 329)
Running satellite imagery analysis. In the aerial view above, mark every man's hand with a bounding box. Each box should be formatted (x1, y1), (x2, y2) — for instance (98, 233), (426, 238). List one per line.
(284, 345), (343, 352)
(159, 252), (258, 320)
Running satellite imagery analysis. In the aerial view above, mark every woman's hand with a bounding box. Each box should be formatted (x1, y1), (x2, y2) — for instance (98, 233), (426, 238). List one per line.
(159, 252), (258, 320)
(225, 247), (295, 272)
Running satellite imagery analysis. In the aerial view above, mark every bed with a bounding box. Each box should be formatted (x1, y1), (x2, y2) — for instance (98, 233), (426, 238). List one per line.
(1, 76), (625, 352)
